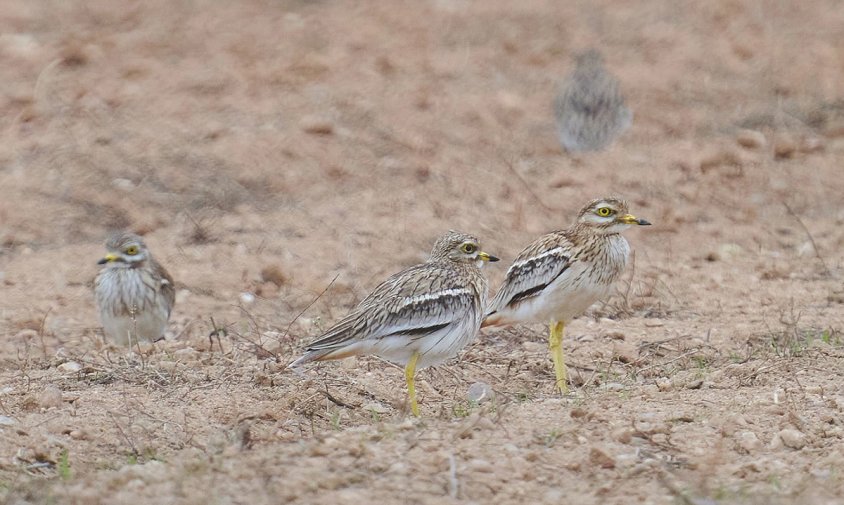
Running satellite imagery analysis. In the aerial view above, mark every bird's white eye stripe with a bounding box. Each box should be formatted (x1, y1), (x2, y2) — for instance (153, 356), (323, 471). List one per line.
(399, 288), (471, 308)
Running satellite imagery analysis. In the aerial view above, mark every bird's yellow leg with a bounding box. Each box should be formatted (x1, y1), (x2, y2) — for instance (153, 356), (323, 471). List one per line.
(405, 352), (420, 417)
(549, 321), (569, 393)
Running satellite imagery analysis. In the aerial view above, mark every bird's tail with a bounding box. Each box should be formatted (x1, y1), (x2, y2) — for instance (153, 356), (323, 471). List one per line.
(288, 346), (360, 369)
(480, 311), (504, 329)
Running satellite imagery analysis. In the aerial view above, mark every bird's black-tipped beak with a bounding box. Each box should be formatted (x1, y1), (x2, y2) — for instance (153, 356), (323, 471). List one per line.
(620, 214), (651, 226)
(478, 252), (500, 262)
(98, 253), (120, 265)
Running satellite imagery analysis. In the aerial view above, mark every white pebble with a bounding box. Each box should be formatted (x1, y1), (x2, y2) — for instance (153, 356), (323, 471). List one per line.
(467, 382), (495, 403)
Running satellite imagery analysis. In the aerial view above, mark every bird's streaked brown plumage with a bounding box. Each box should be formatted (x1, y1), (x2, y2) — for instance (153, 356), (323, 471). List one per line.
(94, 232), (175, 346)
(555, 49), (632, 153)
(484, 198), (650, 392)
(291, 230), (499, 416)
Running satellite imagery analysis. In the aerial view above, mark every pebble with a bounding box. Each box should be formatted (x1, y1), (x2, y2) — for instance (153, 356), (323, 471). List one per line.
(57, 361), (82, 373)
(69, 429), (89, 440)
(655, 378), (673, 392)
(612, 341), (638, 363)
(612, 428), (633, 444)
(699, 148), (742, 172)
(798, 136), (824, 153)
(299, 115), (334, 135)
(239, 292), (256, 304)
(773, 135), (797, 159)
(0, 415), (16, 426)
(260, 265), (287, 286)
(111, 178), (135, 191)
(174, 348), (200, 362)
(0, 33), (42, 59)
(468, 458), (494, 473)
(362, 402), (390, 415)
(685, 378), (704, 390)
(38, 385), (63, 409)
(589, 447), (616, 469)
(522, 341), (545, 353)
(735, 129), (766, 149)
(736, 431), (761, 453)
(467, 382), (495, 404)
(779, 428), (807, 450)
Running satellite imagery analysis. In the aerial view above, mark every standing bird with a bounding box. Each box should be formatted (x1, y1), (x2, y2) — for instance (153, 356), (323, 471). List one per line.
(94, 232), (175, 346)
(483, 198), (650, 392)
(290, 231), (499, 416)
(554, 49), (632, 153)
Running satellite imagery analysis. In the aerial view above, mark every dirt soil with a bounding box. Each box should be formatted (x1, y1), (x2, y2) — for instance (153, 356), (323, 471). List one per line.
(2, 1), (844, 504)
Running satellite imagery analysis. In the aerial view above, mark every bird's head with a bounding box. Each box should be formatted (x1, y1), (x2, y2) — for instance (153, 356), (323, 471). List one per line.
(576, 197), (651, 235)
(430, 230), (499, 268)
(98, 232), (150, 268)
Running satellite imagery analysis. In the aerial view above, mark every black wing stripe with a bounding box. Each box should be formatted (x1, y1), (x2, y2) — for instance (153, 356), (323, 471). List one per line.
(388, 321), (451, 338)
(506, 264), (570, 306)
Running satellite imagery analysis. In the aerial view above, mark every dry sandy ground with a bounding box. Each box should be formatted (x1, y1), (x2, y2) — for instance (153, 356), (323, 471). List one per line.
(2, 1), (844, 504)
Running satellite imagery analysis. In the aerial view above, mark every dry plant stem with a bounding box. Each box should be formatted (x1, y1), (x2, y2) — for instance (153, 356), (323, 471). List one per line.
(783, 201), (831, 276)
(282, 273), (341, 341)
(109, 411), (138, 457)
(448, 453), (460, 499)
(322, 388), (355, 409)
(37, 309), (51, 360)
(500, 154), (555, 213)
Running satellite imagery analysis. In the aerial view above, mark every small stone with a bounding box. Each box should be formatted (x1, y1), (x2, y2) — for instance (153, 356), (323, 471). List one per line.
(718, 243), (744, 259)
(467, 382), (495, 404)
(522, 341), (545, 353)
(613, 428), (633, 444)
(69, 429), (89, 440)
(570, 408), (588, 419)
(0, 415), (16, 426)
(112, 178), (135, 191)
(260, 265), (287, 286)
(239, 292), (255, 304)
(57, 361), (82, 373)
(589, 447), (616, 469)
(299, 115), (334, 135)
(685, 378), (704, 390)
(735, 129), (766, 149)
(773, 135), (797, 159)
(363, 402), (390, 415)
(779, 428), (806, 449)
(655, 378), (673, 392)
(736, 431), (761, 453)
(699, 148), (742, 172)
(38, 385), (63, 409)
(160, 361), (182, 372)
(0, 33), (42, 59)
(468, 458), (494, 473)
(174, 348), (200, 361)
(543, 489), (564, 504)
(798, 136), (824, 153)
(612, 341), (638, 363)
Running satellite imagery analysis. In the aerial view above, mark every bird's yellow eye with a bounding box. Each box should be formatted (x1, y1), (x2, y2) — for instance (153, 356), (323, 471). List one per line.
(460, 243), (477, 254)
(596, 207), (613, 217)
(124, 246), (139, 255)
